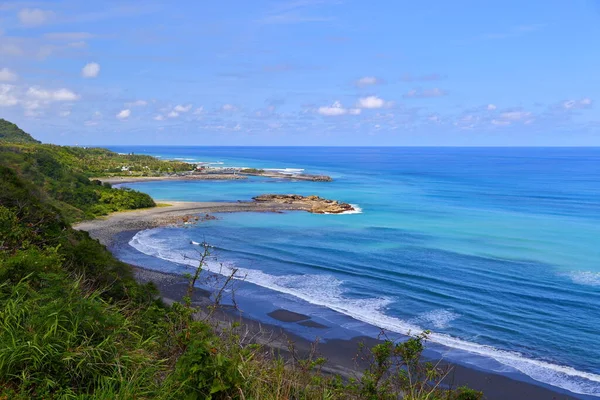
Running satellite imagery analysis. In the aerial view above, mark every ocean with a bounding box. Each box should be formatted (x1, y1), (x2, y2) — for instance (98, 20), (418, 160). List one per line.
(107, 146), (600, 398)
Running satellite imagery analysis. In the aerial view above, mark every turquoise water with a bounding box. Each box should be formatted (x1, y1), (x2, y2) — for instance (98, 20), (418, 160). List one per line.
(109, 146), (600, 397)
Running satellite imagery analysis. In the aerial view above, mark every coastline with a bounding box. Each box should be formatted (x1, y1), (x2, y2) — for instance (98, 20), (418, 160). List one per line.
(74, 200), (331, 247)
(94, 175), (247, 185)
(74, 203), (584, 400)
(94, 170), (332, 185)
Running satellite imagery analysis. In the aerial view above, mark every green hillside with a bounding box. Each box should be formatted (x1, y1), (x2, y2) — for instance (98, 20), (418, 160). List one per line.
(0, 120), (194, 221)
(0, 142), (156, 221)
(0, 118), (41, 144)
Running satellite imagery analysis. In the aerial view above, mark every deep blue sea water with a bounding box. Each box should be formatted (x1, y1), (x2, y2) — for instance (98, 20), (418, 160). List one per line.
(107, 146), (600, 397)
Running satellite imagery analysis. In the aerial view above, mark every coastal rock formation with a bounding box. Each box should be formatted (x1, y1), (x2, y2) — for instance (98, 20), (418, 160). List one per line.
(252, 194), (354, 214)
(240, 170), (333, 182)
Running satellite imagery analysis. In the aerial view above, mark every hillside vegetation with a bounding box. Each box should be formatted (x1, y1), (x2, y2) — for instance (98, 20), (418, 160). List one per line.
(0, 121), (194, 221)
(0, 142), (156, 221)
(0, 120), (483, 399)
(0, 118), (41, 144)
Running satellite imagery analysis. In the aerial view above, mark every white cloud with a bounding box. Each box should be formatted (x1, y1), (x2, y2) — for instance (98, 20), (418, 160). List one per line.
(356, 76), (380, 87)
(0, 68), (17, 82)
(357, 96), (390, 109)
(403, 88), (446, 98)
(500, 111), (531, 121)
(454, 114), (479, 129)
(173, 104), (192, 113)
(116, 109), (131, 120)
(81, 62), (100, 78)
(318, 101), (346, 116)
(18, 8), (55, 27)
(126, 100), (148, 107)
(193, 106), (204, 115)
(487, 104), (497, 111)
(221, 104), (237, 111)
(0, 84), (19, 106)
(491, 119), (511, 126)
(59, 110), (71, 117)
(562, 98), (593, 110)
(85, 111), (102, 125)
(317, 101), (361, 116)
(428, 114), (441, 123)
(163, 104), (193, 118)
(27, 87), (79, 101)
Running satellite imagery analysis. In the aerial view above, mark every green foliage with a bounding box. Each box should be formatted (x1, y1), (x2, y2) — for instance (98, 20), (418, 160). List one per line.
(0, 118), (41, 143)
(169, 325), (244, 399)
(0, 145), (156, 222)
(0, 119), (198, 220)
(349, 332), (484, 400)
(240, 168), (265, 174)
(0, 168), (166, 398)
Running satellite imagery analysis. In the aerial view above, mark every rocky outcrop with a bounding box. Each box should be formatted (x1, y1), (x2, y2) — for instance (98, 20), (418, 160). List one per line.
(252, 194), (354, 214)
(240, 171), (333, 182)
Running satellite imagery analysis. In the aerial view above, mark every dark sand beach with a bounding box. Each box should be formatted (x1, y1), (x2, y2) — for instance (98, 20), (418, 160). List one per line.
(75, 203), (584, 400)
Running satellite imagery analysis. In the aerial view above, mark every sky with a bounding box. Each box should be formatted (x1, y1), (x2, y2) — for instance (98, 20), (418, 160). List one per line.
(0, 0), (599, 146)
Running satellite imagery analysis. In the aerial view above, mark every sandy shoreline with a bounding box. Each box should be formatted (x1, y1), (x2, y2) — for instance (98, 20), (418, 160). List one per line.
(74, 200), (313, 247)
(75, 204), (583, 400)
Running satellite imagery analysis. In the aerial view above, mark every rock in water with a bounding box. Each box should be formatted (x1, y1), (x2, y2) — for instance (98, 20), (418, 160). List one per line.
(252, 194), (354, 214)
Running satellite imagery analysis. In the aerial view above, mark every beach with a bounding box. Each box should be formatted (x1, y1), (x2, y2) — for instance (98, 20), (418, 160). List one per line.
(75, 201), (584, 400)
(74, 200), (311, 247)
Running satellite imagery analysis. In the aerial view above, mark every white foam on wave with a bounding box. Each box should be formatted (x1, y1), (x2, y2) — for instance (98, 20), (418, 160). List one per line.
(129, 229), (600, 397)
(567, 271), (600, 287)
(264, 168), (305, 175)
(325, 204), (363, 215)
(414, 309), (460, 329)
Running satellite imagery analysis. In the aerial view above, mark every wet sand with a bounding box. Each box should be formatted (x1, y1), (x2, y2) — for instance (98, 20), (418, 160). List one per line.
(76, 205), (585, 400)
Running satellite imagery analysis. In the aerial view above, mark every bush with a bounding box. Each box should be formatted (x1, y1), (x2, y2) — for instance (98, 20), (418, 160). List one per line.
(240, 168), (265, 174)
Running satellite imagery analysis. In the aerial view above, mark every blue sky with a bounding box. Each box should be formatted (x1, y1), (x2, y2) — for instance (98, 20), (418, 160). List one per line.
(0, 0), (599, 145)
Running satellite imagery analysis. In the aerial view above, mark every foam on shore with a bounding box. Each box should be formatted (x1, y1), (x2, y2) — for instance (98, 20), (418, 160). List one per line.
(129, 228), (600, 397)
(264, 168), (305, 175)
(326, 204), (363, 215)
